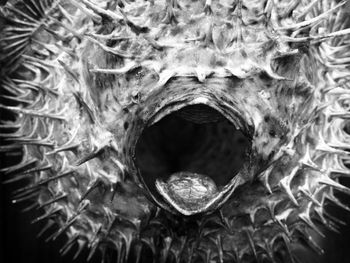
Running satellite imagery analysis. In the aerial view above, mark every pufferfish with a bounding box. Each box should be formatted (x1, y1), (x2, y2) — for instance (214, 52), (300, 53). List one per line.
(1, 0), (350, 262)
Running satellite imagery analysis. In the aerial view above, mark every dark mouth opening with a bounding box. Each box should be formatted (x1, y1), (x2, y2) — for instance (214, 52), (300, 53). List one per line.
(135, 104), (251, 214)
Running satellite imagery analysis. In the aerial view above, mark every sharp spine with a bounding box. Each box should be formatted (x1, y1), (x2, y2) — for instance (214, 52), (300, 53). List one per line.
(38, 193), (68, 209)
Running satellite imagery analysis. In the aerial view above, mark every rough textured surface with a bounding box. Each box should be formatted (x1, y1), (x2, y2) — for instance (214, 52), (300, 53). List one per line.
(1, 0), (350, 262)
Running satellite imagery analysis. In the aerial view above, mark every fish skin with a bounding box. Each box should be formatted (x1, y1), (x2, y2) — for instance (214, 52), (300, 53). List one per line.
(0, 0), (350, 262)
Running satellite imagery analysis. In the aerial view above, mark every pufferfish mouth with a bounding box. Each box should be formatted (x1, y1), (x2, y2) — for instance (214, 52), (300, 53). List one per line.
(134, 101), (252, 216)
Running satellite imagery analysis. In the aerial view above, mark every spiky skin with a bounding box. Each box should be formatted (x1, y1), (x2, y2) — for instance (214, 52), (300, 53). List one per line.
(1, 0), (350, 262)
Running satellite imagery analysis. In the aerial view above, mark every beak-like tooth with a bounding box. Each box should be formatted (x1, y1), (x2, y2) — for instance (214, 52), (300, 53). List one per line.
(155, 172), (219, 216)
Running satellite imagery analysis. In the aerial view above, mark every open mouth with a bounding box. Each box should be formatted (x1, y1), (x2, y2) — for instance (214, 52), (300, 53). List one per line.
(134, 103), (251, 215)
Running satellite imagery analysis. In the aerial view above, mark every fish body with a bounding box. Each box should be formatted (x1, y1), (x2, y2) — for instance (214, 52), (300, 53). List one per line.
(1, 0), (350, 262)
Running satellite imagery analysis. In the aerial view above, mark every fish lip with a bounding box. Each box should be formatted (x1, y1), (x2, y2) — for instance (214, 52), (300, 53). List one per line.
(146, 95), (249, 134)
(130, 80), (253, 216)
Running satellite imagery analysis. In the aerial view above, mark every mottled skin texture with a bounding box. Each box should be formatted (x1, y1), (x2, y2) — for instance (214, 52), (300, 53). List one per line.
(1, 0), (350, 262)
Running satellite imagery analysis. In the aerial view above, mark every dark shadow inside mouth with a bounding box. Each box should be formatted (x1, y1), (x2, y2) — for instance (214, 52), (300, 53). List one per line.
(135, 104), (251, 194)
